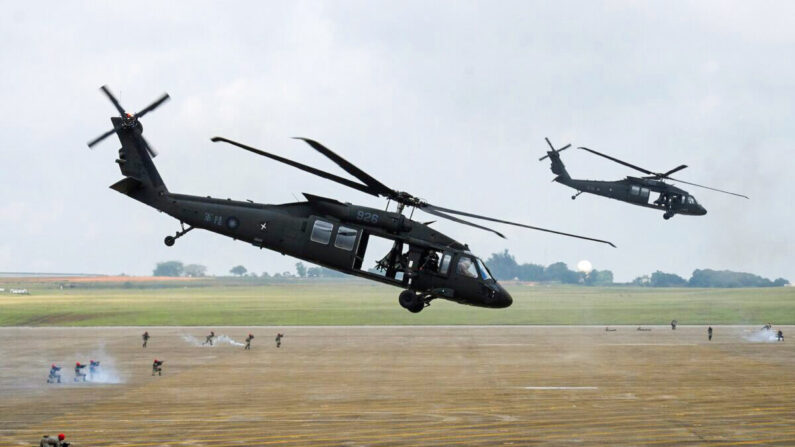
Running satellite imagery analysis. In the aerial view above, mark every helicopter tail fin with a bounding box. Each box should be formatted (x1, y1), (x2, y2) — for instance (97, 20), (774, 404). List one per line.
(545, 149), (571, 182)
(111, 117), (167, 193)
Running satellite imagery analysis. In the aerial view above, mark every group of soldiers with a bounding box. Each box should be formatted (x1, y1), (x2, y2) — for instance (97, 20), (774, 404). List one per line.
(762, 323), (785, 341)
(137, 330), (285, 376)
(47, 360), (100, 384)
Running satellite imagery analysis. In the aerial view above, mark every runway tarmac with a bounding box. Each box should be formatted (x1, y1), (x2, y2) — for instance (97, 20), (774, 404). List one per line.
(0, 325), (792, 446)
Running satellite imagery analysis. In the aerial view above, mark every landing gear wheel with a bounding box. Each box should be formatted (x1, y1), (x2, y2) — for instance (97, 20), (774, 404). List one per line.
(164, 236), (176, 247)
(399, 290), (424, 313)
(663, 212), (673, 220)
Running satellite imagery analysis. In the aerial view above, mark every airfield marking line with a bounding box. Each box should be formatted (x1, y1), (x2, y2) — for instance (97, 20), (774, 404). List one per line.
(521, 386), (599, 390)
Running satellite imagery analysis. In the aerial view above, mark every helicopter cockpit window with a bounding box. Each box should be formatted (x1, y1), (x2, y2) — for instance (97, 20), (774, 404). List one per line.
(439, 254), (452, 275)
(310, 220), (333, 245)
(686, 196), (695, 205)
(476, 258), (493, 280)
(456, 256), (478, 279)
(630, 185), (640, 195)
(334, 226), (357, 251)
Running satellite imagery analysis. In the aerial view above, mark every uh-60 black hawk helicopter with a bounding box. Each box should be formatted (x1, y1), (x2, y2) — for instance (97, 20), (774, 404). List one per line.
(540, 138), (748, 220)
(88, 86), (615, 313)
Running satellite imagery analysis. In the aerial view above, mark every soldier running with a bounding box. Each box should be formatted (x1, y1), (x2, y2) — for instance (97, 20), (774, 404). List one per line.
(244, 333), (254, 350)
(671, 320), (678, 330)
(152, 359), (164, 376)
(203, 331), (215, 346)
(777, 330), (784, 341)
(275, 333), (284, 348)
(74, 362), (87, 382)
(708, 326), (713, 341)
(39, 433), (69, 446)
(89, 360), (100, 380)
(142, 331), (150, 348)
(47, 364), (62, 384)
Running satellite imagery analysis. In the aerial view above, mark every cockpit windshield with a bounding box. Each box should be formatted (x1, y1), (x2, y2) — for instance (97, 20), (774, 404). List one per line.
(476, 258), (493, 281)
(687, 196), (697, 205)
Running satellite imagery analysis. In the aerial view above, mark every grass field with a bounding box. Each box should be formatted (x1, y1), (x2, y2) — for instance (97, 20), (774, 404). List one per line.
(1, 280), (793, 326)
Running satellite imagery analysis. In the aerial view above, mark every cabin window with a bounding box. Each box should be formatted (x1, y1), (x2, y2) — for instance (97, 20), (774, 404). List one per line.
(334, 226), (357, 251)
(439, 254), (452, 275)
(630, 185), (640, 195)
(310, 220), (333, 244)
(456, 256), (478, 279)
(476, 258), (493, 280)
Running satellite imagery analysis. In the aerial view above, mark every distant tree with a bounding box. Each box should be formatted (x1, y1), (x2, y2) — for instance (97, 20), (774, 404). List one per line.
(230, 265), (248, 276)
(631, 275), (650, 286)
(517, 263), (545, 281)
(282, 271), (294, 278)
(295, 262), (307, 278)
(485, 250), (520, 280)
(689, 269), (787, 288)
(260, 272), (271, 279)
(649, 271), (687, 287)
(153, 261), (184, 277)
(307, 267), (322, 278)
(544, 262), (580, 284)
(320, 267), (346, 278)
(773, 278), (790, 287)
(183, 264), (207, 277)
(585, 269), (614, 286)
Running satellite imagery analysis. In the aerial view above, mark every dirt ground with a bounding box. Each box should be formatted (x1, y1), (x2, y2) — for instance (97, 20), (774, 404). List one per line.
(0, 326), (793, 446)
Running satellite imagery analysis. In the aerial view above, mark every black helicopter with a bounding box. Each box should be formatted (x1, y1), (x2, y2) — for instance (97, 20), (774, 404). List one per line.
(540, 139), (748, 220)
(88, 87), (614, 312)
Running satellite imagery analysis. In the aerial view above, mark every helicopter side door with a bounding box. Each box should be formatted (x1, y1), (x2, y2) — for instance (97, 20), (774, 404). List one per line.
(626, 185), (651, 204)
(410, 250), (453, 292)
(303, 217), (361, 270)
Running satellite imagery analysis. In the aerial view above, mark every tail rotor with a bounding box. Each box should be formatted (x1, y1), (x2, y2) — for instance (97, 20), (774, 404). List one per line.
(87, 85), (169, 157)
(539, 137), (571, 161)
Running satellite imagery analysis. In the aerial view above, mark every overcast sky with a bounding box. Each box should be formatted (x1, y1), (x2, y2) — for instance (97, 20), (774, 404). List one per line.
(1, 1), (793, 281)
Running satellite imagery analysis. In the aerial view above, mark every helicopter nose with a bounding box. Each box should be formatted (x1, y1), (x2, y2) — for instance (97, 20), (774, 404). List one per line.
(700, 206), (707, 215)
(490, 284), (513, 308)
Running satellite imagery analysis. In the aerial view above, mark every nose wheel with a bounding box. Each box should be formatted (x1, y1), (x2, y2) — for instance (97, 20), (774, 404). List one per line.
(663, 212), (674, 220)
(571, 191), (582, 200)
(164, 222), (194, 246)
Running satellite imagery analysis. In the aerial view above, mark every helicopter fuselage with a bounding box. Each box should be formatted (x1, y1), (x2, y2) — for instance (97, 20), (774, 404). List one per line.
(559, 176), (707, 217)
(109, 119), (511, 311)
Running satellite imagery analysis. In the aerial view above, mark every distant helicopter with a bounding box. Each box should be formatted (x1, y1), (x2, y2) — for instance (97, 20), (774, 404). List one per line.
(540, 139), (748, 219)
(88, 86), (615, 313)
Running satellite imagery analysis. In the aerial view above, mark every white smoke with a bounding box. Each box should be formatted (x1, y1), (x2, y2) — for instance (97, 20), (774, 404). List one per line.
(181, 334), (244, 347)
(73, 345), (123, 384)
(743, 328), (780, 343)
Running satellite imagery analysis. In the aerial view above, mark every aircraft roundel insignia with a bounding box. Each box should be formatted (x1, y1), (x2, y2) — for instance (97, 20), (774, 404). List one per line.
(226, 216), (240, 229)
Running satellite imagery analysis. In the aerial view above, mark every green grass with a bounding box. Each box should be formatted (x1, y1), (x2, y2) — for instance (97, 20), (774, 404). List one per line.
(0, 281), (793, 326)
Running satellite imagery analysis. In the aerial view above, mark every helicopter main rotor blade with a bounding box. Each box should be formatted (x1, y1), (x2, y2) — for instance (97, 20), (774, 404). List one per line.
(135, 93), (170, 119)
(87, 128), (117, 148)
(423, 204), (616, 247)
(211, 137), (379, 197)
(578, 147), (654, 176)
(100, 85), (126, 116)
(668, 177), (749, 199)
(661, 164), (688, 177)
(293, 137), (395, 198)
(420, 206), (506, 239)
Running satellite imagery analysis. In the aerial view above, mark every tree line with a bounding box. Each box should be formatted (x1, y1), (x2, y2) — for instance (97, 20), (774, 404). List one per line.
(484, 249), (789, 287)
(152, 254), (789, 288)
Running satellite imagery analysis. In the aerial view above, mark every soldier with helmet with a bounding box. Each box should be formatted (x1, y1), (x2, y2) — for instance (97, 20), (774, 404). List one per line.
(74, 362), (87, 382)
(47, 364), (62, 384)
(152, 359), (164, 376)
